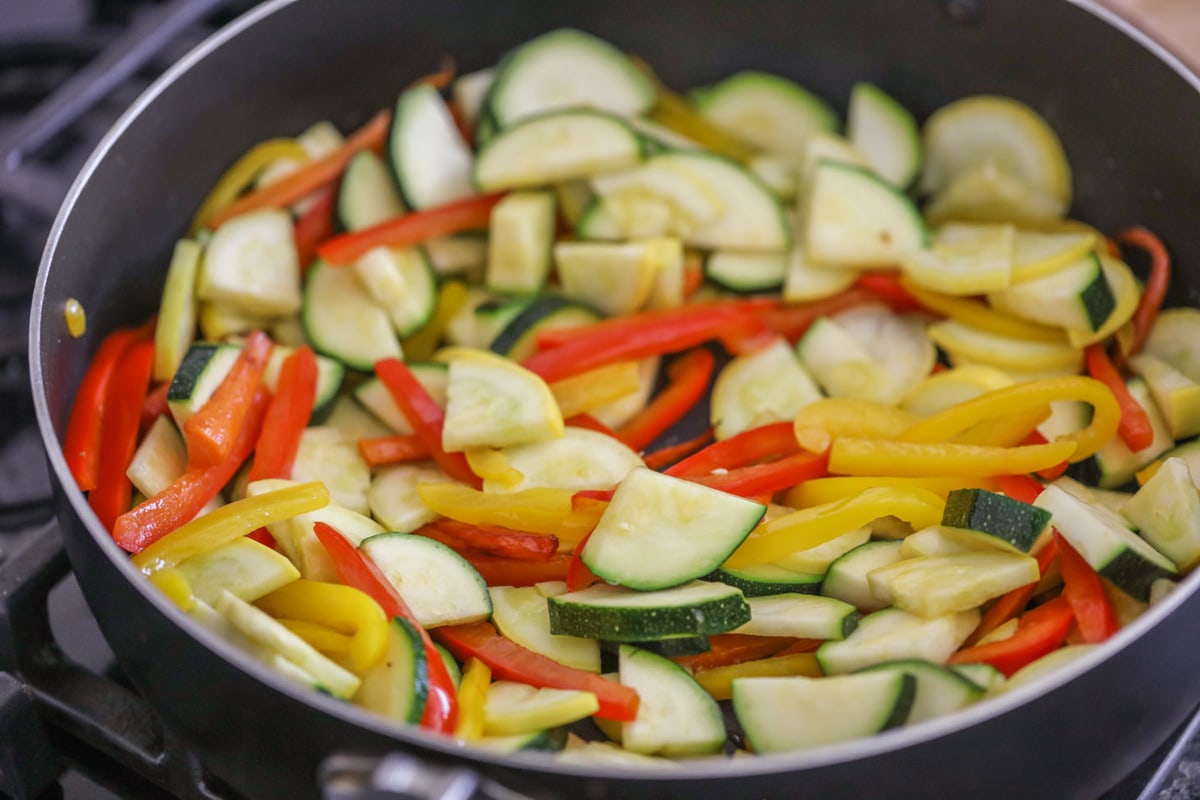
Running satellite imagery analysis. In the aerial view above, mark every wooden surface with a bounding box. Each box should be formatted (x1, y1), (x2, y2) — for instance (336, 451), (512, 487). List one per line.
(1099, 0), (1200, 70)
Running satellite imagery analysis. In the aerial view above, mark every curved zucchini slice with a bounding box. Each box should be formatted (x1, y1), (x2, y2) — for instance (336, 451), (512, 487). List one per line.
(356, 617), (429, 724)
(705, 250), (787, 293)
(302, 260), (401, 371)
(352, 246), (437, 337)
(1144, 307), (1200, 383)
(361, 532), (493, 628)
(988, 251), (1114, 332)
(153, 239), (201, 382)
(618, 645), (725, 756)
(546, 581), (751, 641)
(1121, 457), (1200, 571)
(390, 83), (475, 209)
(198, 209), (301, 317)
(901, 222), (1015, 296)
(555, 241), (659, 315)
(488, 427), (643, 494)
(735, 594), (858, 640)
(488, 295), (600, 362)
(802, 161), (926, 267)
(822, 540), (904, 613)
(847, 82), (921, 189)
(709, 563), (823, 597)
(440, 347), (564, 451)
(859, 659), (984, 725)
(817, 607), (979, 675)
(486, 28), (654, 127)
(490, 585), (600, 672)
(940, 488), (1052, 554)
(367, 463), (447, 533)
(486, 190), (556, 294)
(692, 70), (838, 157)
(338, 150), (405, 231)
(711, 337), (822, 440)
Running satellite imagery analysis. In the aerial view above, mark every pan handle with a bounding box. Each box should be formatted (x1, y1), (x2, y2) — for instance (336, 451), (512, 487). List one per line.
(320, 753), (542, 800)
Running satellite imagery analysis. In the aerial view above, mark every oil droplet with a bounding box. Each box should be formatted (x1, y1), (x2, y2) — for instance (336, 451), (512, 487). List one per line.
(64, 298), (87, 338)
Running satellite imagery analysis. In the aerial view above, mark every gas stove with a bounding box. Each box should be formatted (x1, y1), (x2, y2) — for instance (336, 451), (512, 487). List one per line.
(2, 2), (1200, 798)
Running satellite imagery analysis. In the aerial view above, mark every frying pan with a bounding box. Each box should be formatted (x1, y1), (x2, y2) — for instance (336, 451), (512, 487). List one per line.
(28, 0), (1200, 798)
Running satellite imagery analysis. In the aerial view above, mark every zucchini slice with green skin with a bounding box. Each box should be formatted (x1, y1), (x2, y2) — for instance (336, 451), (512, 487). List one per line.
(546, 581), (751, 641)
(1034, 485), (1177, 601)
(987, 252), (1115, 332)
(488, 295), (600, 362)
(302, 260), (402, 371)
(1129, 354), (1200, 440)
(847, 82), (921, 189)
(440, 348), (563, 452)
(618, 645), (726, 756)
(354, 362), (448, 435)
(486, 28), (654, 128)
(555, 241), (659, 315)
(390, 83), (476, 209)
(581, 466), (766, 590)
(474, 109), (643, 192)
(153, 239), (201, 382)
(367, 463), (446, 534)
(484, 681), (599, 736)
(866, 551), (1039, 619)
(733, 671), (914, 753)
(488, 427), (643, 494)
(859, 659), (985, 725)
(490, 585), (600, 672)
(940, 488), (1052, 554)
(801, 161), (926, 268)
(952, 662), (1006, 694)
(355, 617), (429, 724)
(602, 635), (711, 658)
(736, 594), (858, 640)
(705, 250), (788, 293)
(817, 606), (979, 675)
(796, 316), (889, 401)
(1144, 307), (1200, 383)
(337, 150), (405, 231)
(175, 538), (299, 606)
(692, 70), (838, 157)
(1119, 457), (1200, 571)
(710, 337), (822, 440)
(1088, 378), (1175, 489)
(197, 208), (301, 317)
(451, 67), (495, 128)
(782, 243), (859, 303)
(353, 246), (437, 338)
(486, 190), (557, 294)
(477, 728), (569, 753)
(361, 532), (493, 628)
(828, 303), (937, 405)
(290, 426), (371, 515)
(1149, 440), (1200, 487)
(166, 343), (242, 428)
(708, 563), (823, 597)
(574, 197), (626, 241)
(775, 526), (873, 574)
(821, 540), (904, 613)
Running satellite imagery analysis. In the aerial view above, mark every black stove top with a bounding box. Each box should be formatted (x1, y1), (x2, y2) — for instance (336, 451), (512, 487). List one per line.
(2, 2), (1200, 798)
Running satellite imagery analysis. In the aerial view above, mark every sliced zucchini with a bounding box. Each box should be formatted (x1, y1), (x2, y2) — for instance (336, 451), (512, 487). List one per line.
(484, 681), (599, 737)
(924, 161), (1066, 226)
(1065, 255), (1140, 348)
(322, 394), (392, 444)
(176, 538), (299, 606)
(367, 464), (447, 533)
(474, 110), (643, 192)
(796, 316), (889, 402)
(927, 319), (1083, 375)
(355, 616), (429, 724)
(262, 345), (344, 420)
(553, 179), (596, 228)
(708, 564), (823, 597)
(452, 67), (495, 128)
(1130, 354), (1200, 440)
(735, 594), (858, 640)
(486, 190), (557, 294)
(425, 235), (488, 278)
(859, 659), (984, 725)
(439, 346), (564, 451)
(575, 197), (626, 241)
(546, 581), (751, 641)
(919, 95), (1072, 212)
(361, 531), (493, 628)
(801, 161), (926, 267)
(354, 362), (448, 435)
(581, 466), (765, 590)
(197, 209), (301, 317)
(1143, 308), (1200, 383)
(476, 728), (569, 754)
(866, 551), (1039, 618)
(618, 645), (725, 756)
(626, 116), (704, 153)
(197, 302), (271, 342)
(821, 540), (904, 613)
(816, 606), (979, 675)
(126, 415), (190, 499)
(710, 337), (822, 440)
(847, 82), (921, 189)
(733, 671), (914, 753)
(303, 260), (402, 371)
(390, 83), (475, 209)
(1088, 378), (1174, 489)
(953, 662), (1006, 694)
(1035, 485), (1177, 601)
(940, 488), (1052, 554)
(486, 29), (654, 127)
(153, 239), (201, 381)
(337, 150), (405, 231)
(472, 296), (535, 351)
(666, 152), (791, 252)
(488, 295), (601, 363)
(692, 70), (838, 157)
(901, 223), (1015, 296)
(1010, 228), (1100, 283)
(591, 156), (723, 239)
(554, 241), (659, 315)
(490, 585), (600, 672)
(1120, 457), (1200, 571)
(290, 426), (370, 515)
(705, 250), (787, 293)
(781, 243), (859, 303)
(353, 246), (437, 338)
(604, 635), (710, 659)
(488, 427), (642, 494)
(988, 251), (1114, 332)
(828, 303), (937, 405)
(748, 153), (801, 201)
(166, 343), (242, 428)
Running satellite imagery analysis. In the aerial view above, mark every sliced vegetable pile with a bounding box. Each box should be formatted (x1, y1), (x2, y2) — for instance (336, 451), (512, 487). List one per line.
(63, 28), (1200, 761)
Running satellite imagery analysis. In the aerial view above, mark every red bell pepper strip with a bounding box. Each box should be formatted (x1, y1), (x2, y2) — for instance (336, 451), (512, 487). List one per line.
(1117, 226), (1170, 357)
(666, 421), (798, 478)
(854, 273), (924, 313)
(616, 349), (714, 451)
(464, 553), (573, 587)
(246, 527), (277, 549)
(756, 288), (893, 343)
(1054, 532), (1119, 644)
(293, 185), (336, 276)
(949, 596), (1075, 677)
(642, 429), (715, 471)
(688, 450), (829, 498)
(374, 358), (480, 487)
(319, 192), (504, 266)
(564, 413), (623, 440)
(358, 434), (432, 468)
(1085, 343), (1154, 452)
(113, 387), (270, 553)
(965, 537), (1059, 647)
(184, 330), (274, 468)
(247, 345), (318, 482)
(522, 306), (765, 384)
(434, 621), (640, 721)
(207, 109), (391, 229)
(88, 339), (156, 531)
(64, 326), (142, 491)
(1021, 431), (1069, 480)
(140, 381), (171, 436)
(535, 299), (775, 352)
(995, 473), (1046, 505)
(313, 522), (458, 734)
(417, 520), (558, 561)
(682, 255), (705, 299)
(566, 530), (600, 592)
(672, 634), (795, 672)
(771, 638), (823, 657)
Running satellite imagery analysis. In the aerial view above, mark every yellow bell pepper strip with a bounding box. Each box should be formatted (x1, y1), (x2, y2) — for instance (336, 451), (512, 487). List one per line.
(952, 405), (1050, 447)
(454, 657), (492, 740)
(130, 481), (329, 577)
(900, 277), (1068, 343)
(829, 438), (1077, 478)
(784, 475), (994, 508)
(549, 361), (643, 420)
(402, 280), (468, 362)
(149, 568), (195, 612)
(723, 487), (946, 569)
(896, 376), (1121, 463)
(463, 447), (524, 490)
(188, 138), (309, 234)
(416, 483), (602, 549)
(693, 653), (822, 701)
(256, 579), (388, 673)
(793, 399), (920, 454)
(277, 619), (353, 659)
